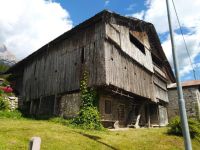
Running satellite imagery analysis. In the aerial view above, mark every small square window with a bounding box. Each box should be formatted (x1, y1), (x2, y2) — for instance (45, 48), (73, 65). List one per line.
(105, 100), (111, 114)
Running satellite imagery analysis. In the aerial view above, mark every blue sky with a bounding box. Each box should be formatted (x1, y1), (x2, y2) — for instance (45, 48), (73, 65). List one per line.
(57, 0), (147, 26)
(0, 0), (199, 81)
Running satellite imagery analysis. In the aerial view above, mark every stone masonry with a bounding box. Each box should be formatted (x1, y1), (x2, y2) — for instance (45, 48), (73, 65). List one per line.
(168, 86), (200, 120)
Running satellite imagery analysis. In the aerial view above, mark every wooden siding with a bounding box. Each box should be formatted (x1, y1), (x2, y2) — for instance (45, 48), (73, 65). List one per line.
(104, 40), (154, 100)
(105, 23), (154, 73)
(153, 75), (168, 102)
(22, 22), (106, 100)
(153, 64), (166, 78)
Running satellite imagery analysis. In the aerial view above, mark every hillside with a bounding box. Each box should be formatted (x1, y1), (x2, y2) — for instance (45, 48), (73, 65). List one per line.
(0, 118), (199, 150)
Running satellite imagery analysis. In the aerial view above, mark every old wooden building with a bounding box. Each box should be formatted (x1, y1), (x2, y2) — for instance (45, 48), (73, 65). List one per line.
(7, 10), (175, 127)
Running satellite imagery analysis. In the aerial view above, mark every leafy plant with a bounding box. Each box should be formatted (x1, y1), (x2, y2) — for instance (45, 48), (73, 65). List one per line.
(168, 116), (200, 141)
(0, 97), (9, 111)
(0, 110), (22, 119)
(72, 71), (103, 130)
(73, 106), (103, 130)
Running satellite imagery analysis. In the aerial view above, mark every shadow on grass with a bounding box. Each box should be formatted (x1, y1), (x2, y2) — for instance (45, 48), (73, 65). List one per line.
(75, 131), (119, 150)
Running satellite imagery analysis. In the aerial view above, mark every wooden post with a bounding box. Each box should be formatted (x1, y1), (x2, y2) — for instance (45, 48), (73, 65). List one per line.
(134, 102), (146, 128)
(147, 103), (151, 128)
(53, 94), (57, 115)
(157, 104), (160, 127)
(134, 114), (141, 128)
(29, 101), (33, 115)
(38, 97), (42, 115)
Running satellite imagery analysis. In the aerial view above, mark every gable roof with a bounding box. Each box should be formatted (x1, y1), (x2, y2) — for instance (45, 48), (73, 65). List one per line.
(6, 10), (175, 82)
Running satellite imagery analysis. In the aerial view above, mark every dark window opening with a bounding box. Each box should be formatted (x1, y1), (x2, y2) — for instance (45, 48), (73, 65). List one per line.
(105, 100), (111, 114)
(81, 47), (85, 63)
(129, 32), (145, 54)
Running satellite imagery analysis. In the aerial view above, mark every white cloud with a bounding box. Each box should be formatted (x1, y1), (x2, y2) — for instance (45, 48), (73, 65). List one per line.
(126, 4), (136, 11)
(0, 0), (73, 60)
(131, 10), (145, 20)
(130, 0), (200, 79)
(104, 0), (110, 6)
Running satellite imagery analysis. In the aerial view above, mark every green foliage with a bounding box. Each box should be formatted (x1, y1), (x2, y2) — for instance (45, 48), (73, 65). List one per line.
(80, 71), (97, 108)
(73, 106), (103, 130)
(168, 116), (200, 141)
(73, 71), (103, 130)
(0, 89), (14, 111)
(0, 110), (22, 119)
(0, 89), (4, 96)
(0, 97), (9, 111)
(0, 64), (9, 73)
(49, 117), (72, 126)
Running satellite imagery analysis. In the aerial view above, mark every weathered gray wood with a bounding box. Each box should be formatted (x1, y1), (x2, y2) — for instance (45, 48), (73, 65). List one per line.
(21, 22), (106, 100)
(153, 75), (168, 102)
(104, 40), (154, 100)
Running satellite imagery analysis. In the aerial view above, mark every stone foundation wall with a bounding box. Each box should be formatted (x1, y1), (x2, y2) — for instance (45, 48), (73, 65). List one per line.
(168, 86), (200, 120)
(59, 93), (81, 118)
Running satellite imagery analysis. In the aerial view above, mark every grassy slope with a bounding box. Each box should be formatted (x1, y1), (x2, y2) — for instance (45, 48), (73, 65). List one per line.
(0, 118), (199, 150)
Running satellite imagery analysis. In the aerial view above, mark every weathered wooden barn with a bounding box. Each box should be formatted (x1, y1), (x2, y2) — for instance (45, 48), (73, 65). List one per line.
(7, 10), (175, 127)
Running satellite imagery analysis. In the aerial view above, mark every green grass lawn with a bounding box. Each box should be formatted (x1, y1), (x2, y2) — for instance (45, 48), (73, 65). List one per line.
(0, 118), (199, 150)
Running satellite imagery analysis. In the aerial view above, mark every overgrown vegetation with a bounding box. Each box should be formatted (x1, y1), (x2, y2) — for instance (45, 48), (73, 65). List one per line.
(0, 90), (9, 110)
(0, 97), (9, 110)
(72, 71), (103, 130)
(0, 110), (22, 119)
(168, 116), (200, 142)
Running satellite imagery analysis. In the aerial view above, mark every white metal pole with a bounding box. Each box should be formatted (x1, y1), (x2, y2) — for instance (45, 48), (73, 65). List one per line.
(165, 0), (192, 149)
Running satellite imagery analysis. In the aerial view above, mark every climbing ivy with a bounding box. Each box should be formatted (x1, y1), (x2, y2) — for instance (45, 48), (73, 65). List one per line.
(73, 71), (103, 130)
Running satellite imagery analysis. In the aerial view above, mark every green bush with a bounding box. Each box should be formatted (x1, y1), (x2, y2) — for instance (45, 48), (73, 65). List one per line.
(0, 110), (22, 119)
(73, 106), (103, 130)
(72, 71), (103, 130)
(168, 116), (200, 141)
(0, 97), (9, 111)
